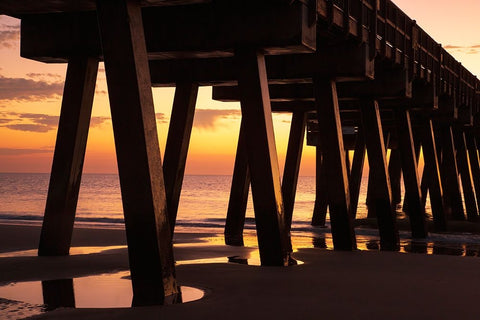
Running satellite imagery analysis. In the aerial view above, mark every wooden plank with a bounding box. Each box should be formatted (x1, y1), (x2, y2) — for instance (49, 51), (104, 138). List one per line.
(314, 77), (356, 250)
(96, 0), (178, 305)
(311, 147), (328, 226)
(420, 119), (447, 231)
(350, 128), (366, 218)
(282, 110), (307, 251)
(235, 49), (291, 266)
(224, 119), (250, 246)
(360, 100), (399, 250)
(38, 57), (98, 256)
(453, 128), (479, 221)
(394, 108), (427, 238)
(465, 129), (480, 217)
(163, 81), (198, 234)
(437, 124), (465, 220)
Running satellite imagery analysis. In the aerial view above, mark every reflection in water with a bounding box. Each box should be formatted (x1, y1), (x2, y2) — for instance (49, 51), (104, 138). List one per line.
(0, 271), (204, 319)
(304, 231), (480, 258)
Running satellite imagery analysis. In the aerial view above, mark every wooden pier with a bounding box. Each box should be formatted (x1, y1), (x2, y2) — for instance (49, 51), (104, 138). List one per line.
(2, 0), (479, 305)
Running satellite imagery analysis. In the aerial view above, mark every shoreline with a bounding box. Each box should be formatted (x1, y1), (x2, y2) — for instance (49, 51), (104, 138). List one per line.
(1, 223), (480, 319)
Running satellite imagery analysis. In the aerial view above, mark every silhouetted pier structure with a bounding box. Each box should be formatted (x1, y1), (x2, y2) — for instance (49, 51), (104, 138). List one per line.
(2, 0), (479, 305)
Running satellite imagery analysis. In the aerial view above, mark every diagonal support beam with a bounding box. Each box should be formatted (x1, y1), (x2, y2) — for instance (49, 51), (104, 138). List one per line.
(360, 100), (399, 250)
(394, 108), (427, 238)
(163, 81), (198, 234)
(96, 0), (178, 305)
(311, 146), (328, 226)
(282, 110), (307, 251)
(350, 128), (366, 219)
(314, 77), (356, 250)
(420, 119), (447, 231)
(39, 57), (98, 256)
(235, 49), (291, 265)
(453, 128), (478, 221)
(465, 129), (480, 217)
(224, 119), (250, 246)
(436, 124), (465, 220)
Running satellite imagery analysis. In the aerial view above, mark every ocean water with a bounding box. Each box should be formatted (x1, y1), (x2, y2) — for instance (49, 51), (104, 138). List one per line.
(4, 172), (480, 253)
(0, 172), (368, 230)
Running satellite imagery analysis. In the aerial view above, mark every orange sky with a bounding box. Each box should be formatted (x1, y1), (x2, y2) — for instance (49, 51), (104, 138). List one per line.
(0, 1), (479, 175)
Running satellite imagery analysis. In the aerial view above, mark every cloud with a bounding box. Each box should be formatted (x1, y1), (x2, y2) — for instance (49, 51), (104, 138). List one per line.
(0, 112), (110, 133)
(26, 73), (63, 81)
(155, 113), (168, 124)
(0, 148), (52, 156)
(444, 44), (480, 54)
(193, 109), (240, 129)
(0, 24), (19, 48)
(0, 75), (64, 101)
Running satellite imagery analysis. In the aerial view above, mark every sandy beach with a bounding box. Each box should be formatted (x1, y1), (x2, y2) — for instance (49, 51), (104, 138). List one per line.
(1, 223), (480, 319)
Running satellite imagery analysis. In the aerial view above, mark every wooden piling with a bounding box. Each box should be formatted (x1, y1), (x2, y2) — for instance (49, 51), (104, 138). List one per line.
(235, 49), (290, 265)
(465, 128), (480, 216)
(350, 128), (366, 218)
(453, 128), (478, 221)
(388, 148), (402, 208)
(420, 119), (447, 231)
(163, 82), (199, 234)
(360, 100), (399, 250)
(313, 77), (356, 251)
(282, 110), (307, 246)
(437, 124), (465, 220)
(38, 57), (98, 256)
(311, 147), (328, 226)
(394, 108), (427, 238)
(224, 119), (250, 246)
(96, 0), (178, 305)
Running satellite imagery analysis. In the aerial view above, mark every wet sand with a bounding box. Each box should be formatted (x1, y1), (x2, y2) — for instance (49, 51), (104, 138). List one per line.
(1, 223), (480, 319)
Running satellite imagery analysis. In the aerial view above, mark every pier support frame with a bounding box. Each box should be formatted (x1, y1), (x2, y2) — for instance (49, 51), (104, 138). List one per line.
(313, 77), (356, 250)
(235, 49), (291, 265)
(96, 0), (178, 305)
(39, 57), (98, 256)
(360, 100), (399, 250)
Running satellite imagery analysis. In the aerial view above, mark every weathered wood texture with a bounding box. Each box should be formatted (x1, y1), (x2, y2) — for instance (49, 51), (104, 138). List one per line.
(163, 82), (198, 234)
(360, 100), (399, 250)
(314, 78), (356, 250)
(224, 119), (250, 246)
(38, 57), (98, 256)
(235, 49), (290, 265)
(96, 0), (177, 305)
(394, 108), (427, 238)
